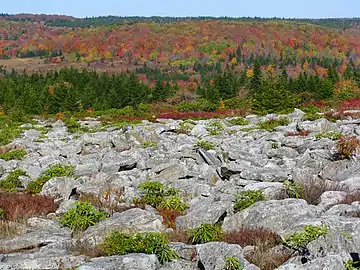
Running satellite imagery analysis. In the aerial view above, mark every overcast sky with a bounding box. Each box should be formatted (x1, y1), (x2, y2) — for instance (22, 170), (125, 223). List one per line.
(2, 0), (360, 18)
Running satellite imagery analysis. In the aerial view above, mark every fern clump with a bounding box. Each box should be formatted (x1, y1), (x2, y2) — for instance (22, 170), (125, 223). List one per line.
(188, 223), (224, 244)
(102, 231), (179, 264)
(136, 181), (178, 208)
(195, 140), (215, 151)
(60, 201), (108, 231)
(234, 190), (266, 212)
(258, 118), (289, 131)
(282, 180), (304, 199)
(158, 196), (188, 213)
(207, 121), (225, 135)
(228, 117), (249, 126)
(224, 256), (244, 270)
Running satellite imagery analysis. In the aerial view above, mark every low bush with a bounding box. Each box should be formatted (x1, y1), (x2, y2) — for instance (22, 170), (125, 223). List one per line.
(64, 117), (88, 133)
(223, 97), (252, 111)
(195, 140), (215, 151)
(60, 201), (108, 232)
(0, 192), (58, 220)
(224, 256), (244, 270)
(284, 224), (328, 250)
(228, 117), (249, 126)
(188, 223), (224, 244)
(0, 149), (27, 161)
(0, 169), (27, 192)
(234, 190), (266, 212)
(258, 118), (289, 131)
(336, 135), (360, 160)
(101, 231), (179, 264)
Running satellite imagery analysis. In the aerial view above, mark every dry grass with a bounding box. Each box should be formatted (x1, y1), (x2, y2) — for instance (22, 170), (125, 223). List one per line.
(225, 227), (280, 251)
(336, 135), (360, 160)
(245, 246), (294, 270)
(166, 229), (190, 244)
(340, 191), (360, 205)
(68, 239), (103, 258)
(0, 192), (58, 221)
(0, 220), (25, 239)
(285, 129), (310, 137)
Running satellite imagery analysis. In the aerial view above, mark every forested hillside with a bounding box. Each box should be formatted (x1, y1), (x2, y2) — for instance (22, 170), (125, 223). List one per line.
(0, 15), (360, 118)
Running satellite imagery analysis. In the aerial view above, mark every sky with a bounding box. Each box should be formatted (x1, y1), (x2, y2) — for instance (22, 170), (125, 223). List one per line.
(2, 0), (360, 19)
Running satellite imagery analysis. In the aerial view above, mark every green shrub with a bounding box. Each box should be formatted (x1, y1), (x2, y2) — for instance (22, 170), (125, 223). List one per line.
(207, 121), (224, 135)
(234, 190), (266, 212)
(258, 118), (289, 131)
(0, 126), (21, 146)
(178, 99), (218, 112)
(102, 231), (179, 264)
(0, 169), (27, 192)
(195, 140), (215, 151)
(303, 113), (323, 121)
(158, 196), (188, 213)
(26, 180), (44, 194)
(189, 223), (224, 244)
(223, 97), (251, 110)
(224, 256), (244, 270)
(300, 104), (321, 114)
(136, 181), (178, 208)
(315, 131), (342, 140)
(64, 117), (85, 133)
(26, 163), (75, 194)
(0, 208), (6, 220)
(282, 180), (304, 199)
(228, 117), (249, 126)
(60, 201), (108, 231)
(285, 224), (328, 249)
(178, 120), (195, 133)
(0, 150), (27, 161)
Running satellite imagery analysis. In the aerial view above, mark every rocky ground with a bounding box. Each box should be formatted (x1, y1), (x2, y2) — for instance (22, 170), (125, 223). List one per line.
(0, 109), (360, 270)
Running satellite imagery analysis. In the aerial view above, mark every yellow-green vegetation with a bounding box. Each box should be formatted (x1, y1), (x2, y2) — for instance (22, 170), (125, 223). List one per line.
(26, 163), (75, 194)
(344, 259), (360, 270)
(315, 131), (342, 140)
(258, 118), (290, 131)
(228, 117), (249, 126)
(195, 140), (215, 151)
(207, 121), (225, 135)
(224, 256), (244, 270)
(142, 141), (157, 148)
(64, 117), (88, 133)
(285, 224), (328, 249)
(188, 223), (224, 244)
(303, 113), (323, 121)
(101, 231), (179, 264)
(0, 169), (27, 192)
(234, 190), (266, 212)
(60, 201), (108, 231)
(0, 149), (27, 161)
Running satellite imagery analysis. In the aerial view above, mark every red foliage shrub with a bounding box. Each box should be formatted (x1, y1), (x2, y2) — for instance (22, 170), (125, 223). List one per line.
(336, 135), (360, 160)
(285, 129), (310, 137)
(0, 192), (58, 221)
(157, 208), (183, 229)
